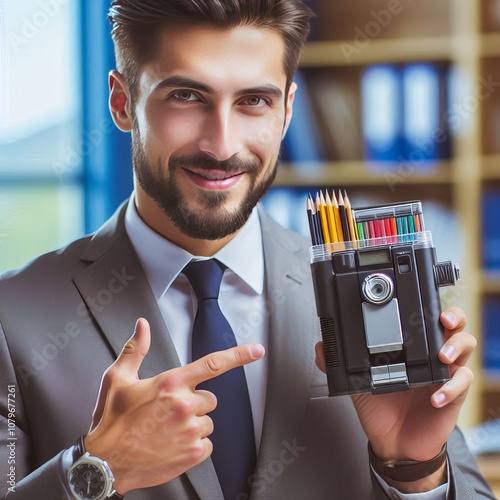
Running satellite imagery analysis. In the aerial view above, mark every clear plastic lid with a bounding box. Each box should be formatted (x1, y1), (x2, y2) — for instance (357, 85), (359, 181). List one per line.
(310, 231), (434, 263)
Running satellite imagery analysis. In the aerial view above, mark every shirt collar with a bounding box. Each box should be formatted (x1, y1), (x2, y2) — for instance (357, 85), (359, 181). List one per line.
(124, 195), (264, 299)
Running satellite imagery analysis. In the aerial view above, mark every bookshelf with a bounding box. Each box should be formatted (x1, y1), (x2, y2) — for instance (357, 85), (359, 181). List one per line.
(274, 0), (500, 443)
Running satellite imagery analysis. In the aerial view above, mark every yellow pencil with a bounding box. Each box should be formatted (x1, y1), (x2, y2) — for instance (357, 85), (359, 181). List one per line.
(325, 190), (339, 243)
(318, 191), (331, 244)
(344, 191), (358, 242)
(331, 190), (344, 242)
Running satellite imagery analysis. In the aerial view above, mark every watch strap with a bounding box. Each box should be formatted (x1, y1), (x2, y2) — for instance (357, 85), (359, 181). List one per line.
(368, 442), (448, 482)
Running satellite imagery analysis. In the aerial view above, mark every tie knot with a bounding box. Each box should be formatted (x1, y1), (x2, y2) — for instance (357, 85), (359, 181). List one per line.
(183, 259), (225, 301)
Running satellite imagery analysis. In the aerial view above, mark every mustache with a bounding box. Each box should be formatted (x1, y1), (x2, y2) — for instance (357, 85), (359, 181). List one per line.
(169, 154), (260, 174)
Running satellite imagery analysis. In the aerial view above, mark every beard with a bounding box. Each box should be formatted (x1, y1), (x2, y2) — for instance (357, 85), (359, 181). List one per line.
(132, 132), (278, 240)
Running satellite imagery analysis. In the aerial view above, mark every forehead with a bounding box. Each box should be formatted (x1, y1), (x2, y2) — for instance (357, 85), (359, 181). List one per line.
(139, 24), (288, 95)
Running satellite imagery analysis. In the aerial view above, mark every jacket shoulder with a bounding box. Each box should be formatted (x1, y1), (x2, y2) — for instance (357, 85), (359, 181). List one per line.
(0, 235), (92, 294)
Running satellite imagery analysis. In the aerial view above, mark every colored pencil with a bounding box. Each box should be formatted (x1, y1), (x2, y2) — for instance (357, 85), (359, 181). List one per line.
(318, 191), (331, 244)
(307, 196), (318, 245)
(338, 190), (351, 241)
(325, 190), (339, 243)
(344, 191), (357, 243)
(331, 191), (344, 242)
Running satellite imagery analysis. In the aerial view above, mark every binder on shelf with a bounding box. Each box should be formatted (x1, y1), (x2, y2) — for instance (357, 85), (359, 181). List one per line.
(402, 63), (451, 163)
(308, 73), (363, 161)
(482, 0), (500, 32)
(361, 64), (404, 162)
(361, 63), (451, 166)
(482, 189), (500, 270)
(281, 70), (325, 168)
(482, 296), (500, 372)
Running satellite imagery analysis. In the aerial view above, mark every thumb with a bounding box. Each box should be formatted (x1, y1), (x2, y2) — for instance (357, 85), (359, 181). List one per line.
(116, 317), (152, 379)
(89, 318), (151, 431)
(315, 341), (326, 373)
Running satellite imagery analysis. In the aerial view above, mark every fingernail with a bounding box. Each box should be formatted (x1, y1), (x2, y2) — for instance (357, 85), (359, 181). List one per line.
(442, 311), (456, 326)
(250, 344), (265, 359)
(442, 344), (457, 361)
(433, 392), (446, 407)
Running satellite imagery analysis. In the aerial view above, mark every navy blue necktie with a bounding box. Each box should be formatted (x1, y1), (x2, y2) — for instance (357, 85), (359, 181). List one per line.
(183, 259), (256, 500)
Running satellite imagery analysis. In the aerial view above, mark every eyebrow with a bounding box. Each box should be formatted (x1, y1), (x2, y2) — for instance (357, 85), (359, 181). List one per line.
(153, 76), (283, 99)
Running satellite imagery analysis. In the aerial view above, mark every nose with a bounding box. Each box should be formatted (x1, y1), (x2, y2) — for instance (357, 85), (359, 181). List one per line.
(198, 105), (243, 161)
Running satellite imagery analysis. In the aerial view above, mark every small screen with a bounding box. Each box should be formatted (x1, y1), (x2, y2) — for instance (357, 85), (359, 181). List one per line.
(359, 248), (391, 266)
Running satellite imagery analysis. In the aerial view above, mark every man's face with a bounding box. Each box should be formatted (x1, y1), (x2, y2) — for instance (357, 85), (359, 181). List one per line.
(122, 25), (295, 241)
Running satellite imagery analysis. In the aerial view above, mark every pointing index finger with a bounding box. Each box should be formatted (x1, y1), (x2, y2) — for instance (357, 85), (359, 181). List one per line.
(182, 344), (265, 388)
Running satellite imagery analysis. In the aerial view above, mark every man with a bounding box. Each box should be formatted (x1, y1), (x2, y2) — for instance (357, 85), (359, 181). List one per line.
(0, 1), (494, 499)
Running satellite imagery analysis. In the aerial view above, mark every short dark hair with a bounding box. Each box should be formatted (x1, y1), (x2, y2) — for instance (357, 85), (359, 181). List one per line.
(108, 0), (313, 99)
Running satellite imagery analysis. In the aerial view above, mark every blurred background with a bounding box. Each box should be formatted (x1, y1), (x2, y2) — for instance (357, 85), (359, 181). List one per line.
(1, 0), (500, 492)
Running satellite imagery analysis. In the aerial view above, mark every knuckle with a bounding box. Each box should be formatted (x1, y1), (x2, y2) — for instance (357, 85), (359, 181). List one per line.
(204, 354), (223, 373)
(207, 392), (217, 412)
(161, 373), (182, 393)
(171, 397), (196, 418)
(461, 366), (474, 383)
(185, 419), (202, 437)
(232, 347), (246, 366)
(187, 441), (207, 463)
(122, 341), (137, 354)
(469, 335), (478, 349)
(103, 367), (118, 385)
(205, 416), (214, 436)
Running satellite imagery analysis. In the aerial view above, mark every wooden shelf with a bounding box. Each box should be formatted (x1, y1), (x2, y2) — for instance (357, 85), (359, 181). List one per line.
(480, 374), (500, 391)
(300, 37), (453, 67)
(481, 271), (500, 294)
(483, 155), (500, 180)
(275, 161), (452, 187)
(299, 33), (500, 68)
(480, 32), (500, 57)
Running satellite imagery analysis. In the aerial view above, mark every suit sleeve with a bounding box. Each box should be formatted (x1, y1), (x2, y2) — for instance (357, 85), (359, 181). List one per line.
(0, 323), (73, 500)
(369, 427), (496, 499)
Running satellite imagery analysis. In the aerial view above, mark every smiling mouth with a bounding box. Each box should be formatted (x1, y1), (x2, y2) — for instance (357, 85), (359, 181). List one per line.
(191, 170), (241, 180)
(183, 167), (246, 190)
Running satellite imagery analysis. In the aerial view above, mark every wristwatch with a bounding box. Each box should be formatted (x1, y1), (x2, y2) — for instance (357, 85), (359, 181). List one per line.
(67, 452), (116, 500)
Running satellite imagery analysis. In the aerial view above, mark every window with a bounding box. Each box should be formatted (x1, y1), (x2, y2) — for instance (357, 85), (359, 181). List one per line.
(0, 0), (84, 272)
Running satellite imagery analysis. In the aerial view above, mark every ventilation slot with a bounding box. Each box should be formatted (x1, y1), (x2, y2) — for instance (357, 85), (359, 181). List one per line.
(320, 317), (340, 367)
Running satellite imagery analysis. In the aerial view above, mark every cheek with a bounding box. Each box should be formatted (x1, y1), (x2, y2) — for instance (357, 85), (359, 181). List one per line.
(246, 113), (285, 159)
(146, 108), (203, 150)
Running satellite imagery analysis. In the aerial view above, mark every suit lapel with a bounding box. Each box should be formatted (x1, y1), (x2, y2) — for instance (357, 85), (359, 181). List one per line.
(255, 208), (319, 491)
(72, 202), (223, 499)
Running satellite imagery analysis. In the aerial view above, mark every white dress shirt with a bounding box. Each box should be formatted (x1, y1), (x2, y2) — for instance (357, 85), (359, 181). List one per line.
(124, 197), (268, 450)
(124, 195), (447, 499)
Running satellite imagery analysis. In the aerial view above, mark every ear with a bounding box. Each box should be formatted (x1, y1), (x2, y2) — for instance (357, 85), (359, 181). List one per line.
(282, 81), (297, 139)
(109, 70), (133, 132)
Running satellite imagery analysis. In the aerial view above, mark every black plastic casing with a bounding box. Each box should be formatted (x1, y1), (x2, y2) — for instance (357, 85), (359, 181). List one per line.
(311, 241), (451, 397)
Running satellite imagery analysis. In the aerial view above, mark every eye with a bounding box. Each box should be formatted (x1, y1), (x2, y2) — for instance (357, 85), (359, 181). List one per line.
(242, 96), (268, 107)
(172, 90), (199, 102)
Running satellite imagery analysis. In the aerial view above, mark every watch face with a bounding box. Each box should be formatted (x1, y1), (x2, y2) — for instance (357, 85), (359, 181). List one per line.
(69, 462), (106, 499)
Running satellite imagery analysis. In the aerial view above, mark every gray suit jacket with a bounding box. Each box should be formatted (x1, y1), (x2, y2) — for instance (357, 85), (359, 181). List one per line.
(0, 203), (495, 499)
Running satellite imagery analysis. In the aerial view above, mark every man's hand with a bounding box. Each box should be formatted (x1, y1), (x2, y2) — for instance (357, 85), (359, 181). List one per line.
(315, 306), (476, 489)
(84, 318), (265, 495)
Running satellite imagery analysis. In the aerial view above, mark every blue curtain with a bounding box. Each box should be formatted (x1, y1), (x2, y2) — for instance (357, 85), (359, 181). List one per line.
(80, 0), (133, 233)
